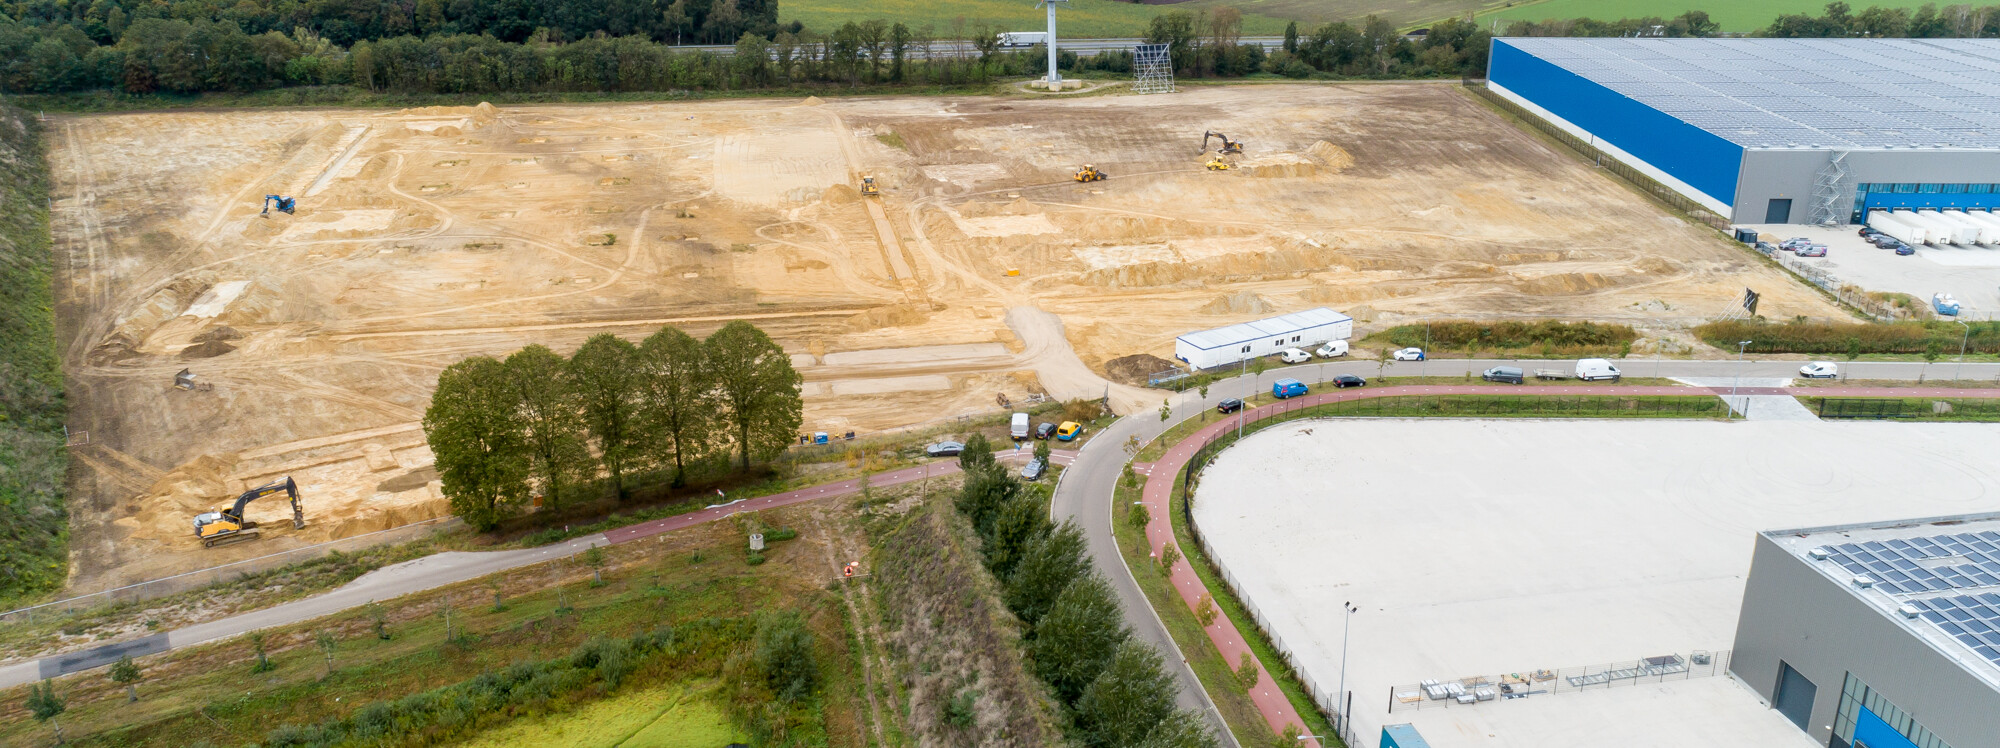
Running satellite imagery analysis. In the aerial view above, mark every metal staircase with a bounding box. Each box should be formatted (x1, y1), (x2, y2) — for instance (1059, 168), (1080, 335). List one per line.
(1809, 151), (1850, 226)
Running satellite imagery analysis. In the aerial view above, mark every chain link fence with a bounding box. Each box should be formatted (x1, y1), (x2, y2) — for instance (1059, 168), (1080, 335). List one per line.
(1386, 650), (1733, 714)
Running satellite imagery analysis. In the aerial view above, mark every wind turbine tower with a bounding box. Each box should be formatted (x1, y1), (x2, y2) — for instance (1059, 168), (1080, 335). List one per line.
(1038, 0), (1068, 87)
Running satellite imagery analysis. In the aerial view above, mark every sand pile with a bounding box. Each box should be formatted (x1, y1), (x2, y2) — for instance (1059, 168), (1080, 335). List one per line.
(399, 102), (499, 136)
(847, 304), (930, 332)
(1234, 153), (1318, 178)
(125, 454), (242, 542)
(1104, 354), (1179, 385)
(191, 326), (241, 343)
(1200, 291), (1275, 315)
(823, 184), (861, 204)
(802, 96), (825, 106)
(1517, 272), (1621, 295)
(178, 340), (237, 359)
(1309, 141), (1354, 172)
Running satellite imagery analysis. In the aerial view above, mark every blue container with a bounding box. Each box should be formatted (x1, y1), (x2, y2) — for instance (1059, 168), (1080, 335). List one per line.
(813, 431), (829, 444)
(1381, 724), (1432, 748)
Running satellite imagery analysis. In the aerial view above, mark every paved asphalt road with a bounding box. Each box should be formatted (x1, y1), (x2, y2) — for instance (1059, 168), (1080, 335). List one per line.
(11, 355), (2000, 722)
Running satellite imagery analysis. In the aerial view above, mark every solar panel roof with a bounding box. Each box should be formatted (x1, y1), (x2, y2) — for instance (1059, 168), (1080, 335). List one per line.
(1502, 38), (2000, 150)
(1175, 308), (1352, 351)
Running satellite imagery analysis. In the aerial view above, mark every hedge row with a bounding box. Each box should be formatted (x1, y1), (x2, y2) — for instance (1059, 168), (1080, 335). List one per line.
(1695, 320), (2000, 355)
(1371, 320), (1638, 354)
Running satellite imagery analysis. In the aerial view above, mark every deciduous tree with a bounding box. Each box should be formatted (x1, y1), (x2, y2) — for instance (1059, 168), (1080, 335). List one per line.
(1030, 573), (1128, 704)
(1074, 640), (1180, 748)
(425, 356), (529, 530)
(1004, 521), (1090, 627)
(636, 326), (714, 486)
(568, 334), (645, 500)
(705, 321), (803, 470)
(506, 345), (587, 512)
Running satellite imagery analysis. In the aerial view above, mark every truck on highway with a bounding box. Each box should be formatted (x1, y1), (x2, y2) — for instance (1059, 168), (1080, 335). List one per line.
(997, 32), (1047, 48)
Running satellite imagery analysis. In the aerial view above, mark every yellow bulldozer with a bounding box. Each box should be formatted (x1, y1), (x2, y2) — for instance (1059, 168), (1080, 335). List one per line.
(1074, 164), (1107, 182)
(194, 477), (305, 548)
(860, 176), (880, 196)
(1205, 158), (1234, 171)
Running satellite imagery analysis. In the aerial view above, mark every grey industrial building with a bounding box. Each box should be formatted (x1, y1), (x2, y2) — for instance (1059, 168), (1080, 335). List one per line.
(1732, 513), (2000, 748)
(1488, 38), (2000, 225)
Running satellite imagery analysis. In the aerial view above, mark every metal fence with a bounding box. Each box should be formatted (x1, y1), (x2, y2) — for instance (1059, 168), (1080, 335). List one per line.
(0, 516), (455, 624)
(1745, 240), (1936, 321)
(1462, 79), (1729, 231)
(1387, 650), (1733, 714)
(1815, 397), (1919, 420)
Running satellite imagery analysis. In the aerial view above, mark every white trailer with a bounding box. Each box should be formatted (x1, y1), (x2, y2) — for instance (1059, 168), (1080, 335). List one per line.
(1175, 308), (1355, 370)
(1915, 210), (1968, 245)
(1869, 210), (1928, 245)
(996, 31), (1047, 48)
(1954, 209), (2000, 239)
(1933, 210), (1990, 244)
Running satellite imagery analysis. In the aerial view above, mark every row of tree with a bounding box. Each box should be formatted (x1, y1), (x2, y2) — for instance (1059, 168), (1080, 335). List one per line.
(422, 321), (802, 530)
(1501, 3), (2000, 39)
(1150, 11), (1494, 80)
(950, 435), (1215, 748)
(3, 0), (784, 47)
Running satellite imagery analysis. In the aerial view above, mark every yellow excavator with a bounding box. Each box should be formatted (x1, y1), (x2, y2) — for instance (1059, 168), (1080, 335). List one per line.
(1200, 130), (1245, 156)
(194, 477), (305, 548)
(1074, 164), (1107, 182)
(860, 176), (880, 196)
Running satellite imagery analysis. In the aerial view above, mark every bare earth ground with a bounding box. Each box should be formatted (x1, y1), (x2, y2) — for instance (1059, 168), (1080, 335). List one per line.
(49, 83), (1839, 593)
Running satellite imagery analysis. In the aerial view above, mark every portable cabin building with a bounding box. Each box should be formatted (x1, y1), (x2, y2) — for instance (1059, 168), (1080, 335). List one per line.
(1174, 308), (1354, 370)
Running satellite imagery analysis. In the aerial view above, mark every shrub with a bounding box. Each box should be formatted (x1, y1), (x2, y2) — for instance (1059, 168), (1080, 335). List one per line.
(1696, 319), (2000, 355)
(753, 613), (819, 703)
(1372, 320), (1638, 354)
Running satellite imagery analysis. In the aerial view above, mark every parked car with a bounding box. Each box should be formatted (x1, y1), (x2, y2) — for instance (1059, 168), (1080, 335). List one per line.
(1020, 457), (1047, 481)
(1035, 422), (1057, 440)
(1278, 347), (1311, 364)
(1482, 366), (1526, 384)
(1010, 412), (1030, 439)
(1216, 398), (1244, 414)
(1392, 347), (1426, 361)
(1796, 244), (1828, 257)
(1755, 241), (1778, 253)
(1056, 421), (1084, 441)
(1574, 358), (1622, 382)
(1332, 374), (1367, 388)
(1272, 378), (1308, 398)
(926, 441), (965, 457)
(1315, 340), (1350, 358)
(1897, 243), (1917, 256)
(1799, 361), (1839, 379)
(1869, 235), (1899, 248)
(1858, 227), (1881, 238)
(1779, 237), (1813, 251)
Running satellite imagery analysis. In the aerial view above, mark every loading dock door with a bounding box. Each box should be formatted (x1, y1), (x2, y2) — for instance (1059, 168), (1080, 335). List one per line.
(1774, 661), (1817, 731)
(1766, 198), (1794, 223)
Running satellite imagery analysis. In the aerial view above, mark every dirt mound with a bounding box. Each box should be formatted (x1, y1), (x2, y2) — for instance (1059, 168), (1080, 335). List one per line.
(1105, 354), (1179, 385)
(1234, 153), (1318, 178)
(823, 184), (861, 204)
(1517, 272), (1620, 295)
(1200, 291), (1275, 315)
(1309, 141), (1354, 172)
(846, 304), (930, 332)
(802, 96), (826, 106)
(126, 455), (241, 542)
(191, 326), (241, 343)
(178, 340), (237, 359)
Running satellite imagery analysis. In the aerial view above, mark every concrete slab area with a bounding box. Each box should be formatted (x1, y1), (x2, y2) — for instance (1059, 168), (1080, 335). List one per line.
(1192, 419), (2000, 748)
(1742, 222), (2000, 317)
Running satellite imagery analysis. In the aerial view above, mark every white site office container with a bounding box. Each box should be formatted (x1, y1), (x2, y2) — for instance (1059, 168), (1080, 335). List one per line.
(1869, 211), (1927, 245)
(1174, 308), (1355, 370)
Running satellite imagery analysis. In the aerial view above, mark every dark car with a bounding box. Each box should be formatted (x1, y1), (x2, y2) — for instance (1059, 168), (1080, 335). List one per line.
(1035, 422), (1057, 440)
(1858, 227), (1881, 238)
(1020, 457), (1047, 481)
(1481, 366), (1525, 384)
(1216, 398), (1244, 414)
(925, 441), (965, 457)
(1897, 243), (1917, 255)
(1332, 375), (1367, 388)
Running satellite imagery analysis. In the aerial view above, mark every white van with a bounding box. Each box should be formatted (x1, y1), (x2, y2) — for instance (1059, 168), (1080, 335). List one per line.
(1278, 348), (1311, 364)
(1010, 412), (1030, 439)
(1574, 358), (1621, 382)
(1315, 340), (1350, 358)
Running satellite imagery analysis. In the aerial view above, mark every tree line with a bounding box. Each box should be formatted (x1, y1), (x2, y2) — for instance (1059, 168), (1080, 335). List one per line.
(422, 321), (803, 531)
(3, 0), (783, 47)
(1150, 11), (1493, 80)
(1501, 3), (2000, 39)
(949, 434), (1215, 748)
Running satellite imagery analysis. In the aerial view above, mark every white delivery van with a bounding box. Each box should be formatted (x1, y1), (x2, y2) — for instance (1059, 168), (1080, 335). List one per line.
(1011, 412), (1030, 439)
(1278, 348), (1311, 364)
(1574, 358), (1621, 382)
(1315, 340), (1349, 358)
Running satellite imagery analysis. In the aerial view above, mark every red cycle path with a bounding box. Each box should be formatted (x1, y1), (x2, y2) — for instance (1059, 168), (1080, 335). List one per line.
(603, 448), (1074, 545)
(1134, 383), (2000, 748)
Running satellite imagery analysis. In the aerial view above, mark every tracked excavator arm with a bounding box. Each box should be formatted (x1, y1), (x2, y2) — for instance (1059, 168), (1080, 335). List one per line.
(194, 476), (305, 547)
(1199, 130), (1244, 156)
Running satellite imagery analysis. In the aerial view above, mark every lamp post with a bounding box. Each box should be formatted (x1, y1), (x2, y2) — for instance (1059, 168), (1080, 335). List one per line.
(1035, 0), (1068, 87)
(1731, 340), (1752, 419)
(1335, 601), (1359, 742)
(1956, 319), (1971, 382)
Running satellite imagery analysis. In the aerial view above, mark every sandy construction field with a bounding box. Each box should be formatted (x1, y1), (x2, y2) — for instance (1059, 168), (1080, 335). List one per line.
(50, 84), (1838, 590)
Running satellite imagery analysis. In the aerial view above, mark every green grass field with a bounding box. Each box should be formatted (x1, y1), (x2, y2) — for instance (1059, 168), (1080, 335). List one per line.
(779, 0), (1292, 38)
(1487, 0), (1951, 31)
(457, 683), (745, 748)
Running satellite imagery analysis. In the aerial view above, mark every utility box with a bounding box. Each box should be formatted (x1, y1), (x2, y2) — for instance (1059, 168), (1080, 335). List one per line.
(1381, 724), (1432, 748)
(749, 533), (765, 551)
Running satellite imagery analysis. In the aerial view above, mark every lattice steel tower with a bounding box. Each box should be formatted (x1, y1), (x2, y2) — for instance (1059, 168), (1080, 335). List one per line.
(1133, 43), (1175, 94)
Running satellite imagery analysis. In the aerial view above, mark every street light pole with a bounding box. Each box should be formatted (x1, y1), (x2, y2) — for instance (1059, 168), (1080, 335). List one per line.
(1731, 340), (1752, 419)
(1956, 319), (1970, 382)
(1335, 601), (1359, 742)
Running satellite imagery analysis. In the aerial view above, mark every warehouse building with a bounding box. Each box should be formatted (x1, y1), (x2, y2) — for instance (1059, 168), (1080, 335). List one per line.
(1732, 513), (2000, 748)
(1173, 308), (1352, 370)
(1487, 38), (2000, 225)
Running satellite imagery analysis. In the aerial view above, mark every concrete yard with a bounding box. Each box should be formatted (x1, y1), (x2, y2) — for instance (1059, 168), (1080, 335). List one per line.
(1190, 418), (2000, 748)
(1744, 222), (2000, 318)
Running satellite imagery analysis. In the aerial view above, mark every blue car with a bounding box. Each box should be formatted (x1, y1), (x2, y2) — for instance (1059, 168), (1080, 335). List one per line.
(1272, 378), (1308, 399)
(1896, 243), (1916, 256)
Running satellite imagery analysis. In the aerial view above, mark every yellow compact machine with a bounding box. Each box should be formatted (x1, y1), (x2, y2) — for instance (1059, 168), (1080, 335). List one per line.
(1205, 158), (1233, 171)
(1074, 164), (1107, 182)
(194, 477), (305, 548)
(860, 176), (880, 196)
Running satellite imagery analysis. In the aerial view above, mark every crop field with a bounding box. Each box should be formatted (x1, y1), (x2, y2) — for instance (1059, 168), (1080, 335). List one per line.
(1488, 0), (1951, 30)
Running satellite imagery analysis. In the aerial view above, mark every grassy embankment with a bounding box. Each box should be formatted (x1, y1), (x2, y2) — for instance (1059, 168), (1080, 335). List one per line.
(0, 99), (67, 611)
(0, 507), (870, 748)
(1487, 0), (1951, 31)
(1364, 320), (1640, 359)
(1696, 319), (2000, 361)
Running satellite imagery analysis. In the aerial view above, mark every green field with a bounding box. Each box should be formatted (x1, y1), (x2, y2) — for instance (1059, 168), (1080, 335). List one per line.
(1486, 0), (1951, 31)
(779, 0), (1292, 38)
(457, 683), (744, 748)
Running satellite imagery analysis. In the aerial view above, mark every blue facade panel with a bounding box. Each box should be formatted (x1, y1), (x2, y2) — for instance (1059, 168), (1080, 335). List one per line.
(1489, 39), (1744, 208)
(1863, 192), (2000, 213)
(1854, 706), (1923, 748)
